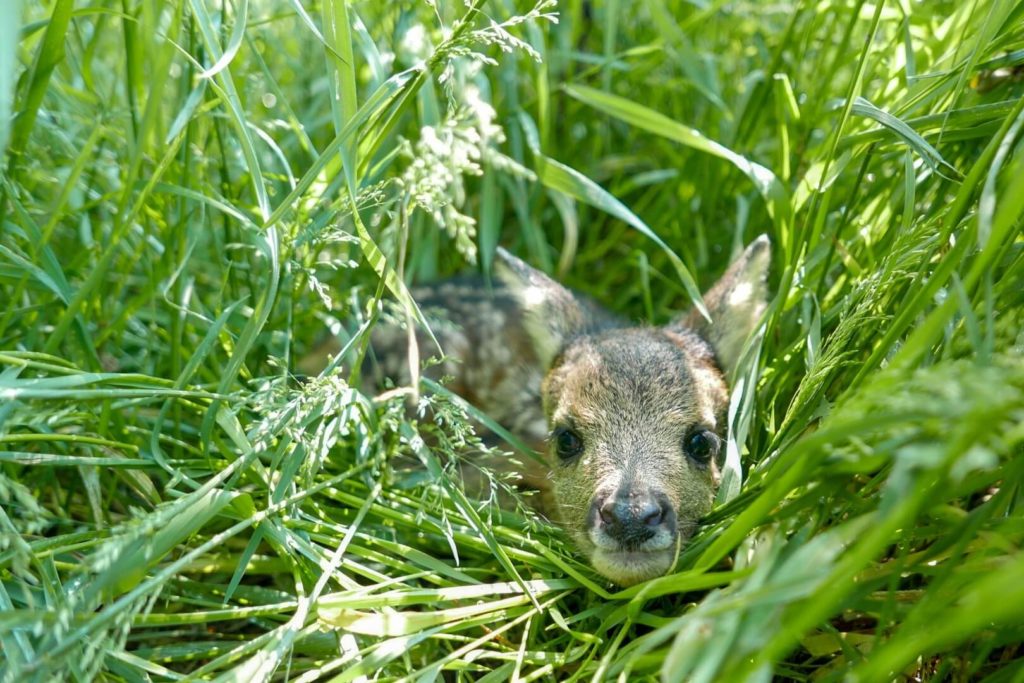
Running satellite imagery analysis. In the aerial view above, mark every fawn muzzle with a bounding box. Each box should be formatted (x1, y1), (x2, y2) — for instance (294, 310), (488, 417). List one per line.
(592, 487), (677, 551)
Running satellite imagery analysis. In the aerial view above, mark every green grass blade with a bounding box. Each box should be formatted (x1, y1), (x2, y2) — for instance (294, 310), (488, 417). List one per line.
(537, 154), (708, 319)
(563, 83), (789, 225)
(0, 0), (20, 159)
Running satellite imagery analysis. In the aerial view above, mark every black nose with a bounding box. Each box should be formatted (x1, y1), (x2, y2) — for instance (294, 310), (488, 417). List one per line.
(596, 490), (673, 547)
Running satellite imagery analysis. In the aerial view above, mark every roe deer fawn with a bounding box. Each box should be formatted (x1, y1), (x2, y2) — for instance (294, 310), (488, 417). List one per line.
(307, 237), (769, 585)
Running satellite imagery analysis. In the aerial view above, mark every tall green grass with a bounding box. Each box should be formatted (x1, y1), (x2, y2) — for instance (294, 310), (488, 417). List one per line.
(1, 0), (1022, 680)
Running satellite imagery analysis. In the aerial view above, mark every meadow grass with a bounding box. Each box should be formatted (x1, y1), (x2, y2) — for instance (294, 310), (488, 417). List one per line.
(1, 0), (1023, 680)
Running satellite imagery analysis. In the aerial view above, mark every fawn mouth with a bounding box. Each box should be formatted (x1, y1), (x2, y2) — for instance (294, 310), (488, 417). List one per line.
(589, 546), (677, 586)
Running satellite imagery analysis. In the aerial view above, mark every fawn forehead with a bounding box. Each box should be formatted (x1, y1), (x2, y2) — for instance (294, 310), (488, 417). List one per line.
(544, 327), (726, 432)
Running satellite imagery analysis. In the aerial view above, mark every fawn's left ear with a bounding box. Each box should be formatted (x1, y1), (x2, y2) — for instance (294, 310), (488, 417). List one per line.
(678, 235), (771, 379)
(494, 248), (611, 368)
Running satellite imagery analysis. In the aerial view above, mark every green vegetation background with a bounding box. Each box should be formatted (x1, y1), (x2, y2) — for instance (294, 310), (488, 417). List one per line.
(1, 0), (1023, 680)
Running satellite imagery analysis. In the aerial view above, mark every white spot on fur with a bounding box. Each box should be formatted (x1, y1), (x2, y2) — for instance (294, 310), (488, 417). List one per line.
(522, 285), (547, 308)
(728, 281), (753, 307)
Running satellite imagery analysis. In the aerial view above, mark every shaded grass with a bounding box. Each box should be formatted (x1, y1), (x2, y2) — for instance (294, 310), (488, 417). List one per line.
(1, 0), (1023, 680)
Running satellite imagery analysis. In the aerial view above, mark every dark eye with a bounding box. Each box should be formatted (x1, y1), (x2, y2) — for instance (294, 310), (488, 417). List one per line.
(553, 427), (584, 461)
(685, 429), (720, 464)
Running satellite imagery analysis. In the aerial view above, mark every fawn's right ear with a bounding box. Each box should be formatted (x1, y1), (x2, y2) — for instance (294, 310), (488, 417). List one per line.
(494, 248), (597, 368)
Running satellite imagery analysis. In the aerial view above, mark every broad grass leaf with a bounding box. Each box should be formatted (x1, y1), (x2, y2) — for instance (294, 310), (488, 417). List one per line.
(849, 96), (961, 180)
(7, 0), (71, 157)
(537, 154), (708, 319)
(189, 0), (269, 218)
(0, 0), (19, 158)
(564, 83), (789, 223)
(197, 0), (248, 79)
(94, 489), (238, 600)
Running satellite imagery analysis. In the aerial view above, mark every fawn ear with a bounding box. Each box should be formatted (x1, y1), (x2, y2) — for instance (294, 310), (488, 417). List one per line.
(681, 235), (771, 378)
(494, 248), (604, 368)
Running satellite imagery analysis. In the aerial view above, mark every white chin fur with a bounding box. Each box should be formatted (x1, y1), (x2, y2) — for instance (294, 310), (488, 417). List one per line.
(589, 548), (676, 586)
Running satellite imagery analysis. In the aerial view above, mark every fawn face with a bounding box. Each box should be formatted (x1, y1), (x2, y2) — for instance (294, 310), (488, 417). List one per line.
(497, 238), (769, 585)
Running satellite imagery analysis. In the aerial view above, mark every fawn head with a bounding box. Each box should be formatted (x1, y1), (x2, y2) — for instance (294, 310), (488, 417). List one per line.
(496, 238), (769, 585)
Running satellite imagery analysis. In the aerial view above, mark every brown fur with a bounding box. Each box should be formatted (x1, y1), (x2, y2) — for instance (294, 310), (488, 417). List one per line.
(539, 327), (727, 584)
(305, 238), (770, 585)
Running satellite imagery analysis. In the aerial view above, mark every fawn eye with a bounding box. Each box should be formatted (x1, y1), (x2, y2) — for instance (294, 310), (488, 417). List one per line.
(684, 429), (720, 464)
(553, 427), (584, 460)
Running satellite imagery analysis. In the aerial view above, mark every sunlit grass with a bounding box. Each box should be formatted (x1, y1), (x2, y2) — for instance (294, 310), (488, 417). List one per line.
(1, 0), (1022, 680)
